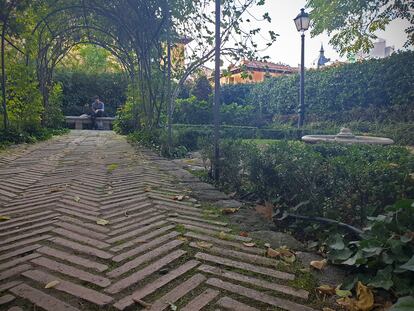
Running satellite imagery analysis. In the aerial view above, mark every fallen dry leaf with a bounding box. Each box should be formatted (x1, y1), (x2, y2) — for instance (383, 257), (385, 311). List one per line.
(317, 285), (336, 295)
(74, 196), (80, 202)
(177, 236), (188, 242)
(169, 303), (178, 311)
(310, 259), (328, 270)
(355, 282), (374, 311)
(282, 253), (296, 263)
(243, 242), (256, 247)
(222, 208), (239, 214)
(336, 282), (374, 311)
(45, 280), (60, 289)
(337, 297), (355, 310)
(239, 231), (249, 237)
(49, 187), (64, 193)
(173, 195), (184, 201)
(96, 219), (109, 226)
(196, 241), (213, 249)
(135, 299), (152, 308)
(218, 231), (228, 240)
(144, 187), (151, 192)
(267, 247), (281, 258)
(264, 243), (271, 248)
(0, 215), (11, 221)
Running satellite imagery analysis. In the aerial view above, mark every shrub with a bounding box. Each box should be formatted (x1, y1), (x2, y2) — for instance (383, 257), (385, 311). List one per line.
(203, 140), (414, 227)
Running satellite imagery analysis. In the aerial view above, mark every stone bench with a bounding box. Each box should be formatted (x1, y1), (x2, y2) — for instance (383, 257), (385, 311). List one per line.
(65, 116), (115, 130)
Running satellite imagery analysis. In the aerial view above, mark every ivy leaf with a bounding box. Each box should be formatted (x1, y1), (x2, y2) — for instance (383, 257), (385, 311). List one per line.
(368, 266), (393, 290)
(399, 255), (414, 272)
(328, 247), (353, 261)
(327, 234), (345, 250)
(390, 296), (414, 311)
(342, 251), (366, 266)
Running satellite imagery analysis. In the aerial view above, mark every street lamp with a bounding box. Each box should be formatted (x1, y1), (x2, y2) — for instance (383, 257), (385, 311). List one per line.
(294, 8), (310, 128)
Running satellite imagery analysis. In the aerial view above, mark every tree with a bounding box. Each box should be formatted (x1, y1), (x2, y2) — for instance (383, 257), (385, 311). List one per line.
(0, 0), (32, 130)
(307, 0), (414, 55)
(191, 75), (212, 101)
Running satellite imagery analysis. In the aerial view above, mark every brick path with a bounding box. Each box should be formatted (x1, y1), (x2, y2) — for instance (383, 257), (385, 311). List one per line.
(0, 131), (316, 311)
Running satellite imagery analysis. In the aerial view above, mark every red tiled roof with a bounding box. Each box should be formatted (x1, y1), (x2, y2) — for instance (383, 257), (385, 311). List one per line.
(230, 60), (298, 73)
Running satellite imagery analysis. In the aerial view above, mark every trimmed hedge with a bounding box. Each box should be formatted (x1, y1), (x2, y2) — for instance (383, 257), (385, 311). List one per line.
(223, 51), (414, 123)
(54, 70), (127, 117)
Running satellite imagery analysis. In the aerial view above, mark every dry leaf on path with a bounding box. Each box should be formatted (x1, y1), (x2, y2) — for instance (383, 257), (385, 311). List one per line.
(267, 247), (281, 258)
(135, 299), (152, 308)
(264, 243), (271, 248)
(218, 231), (228, 240)
(177, 236), (188, 242)
(45, 280), (60, 289)
(239, 231), (249, 237)
(96, 219), (109, 226)
(0, 215), (11, 221)
(243, 242), (256, 247)
(310, 259), (328, 270)
(169, 302), (178, 311)
(173, 195), (184, 201)
(316, 285), (336, 295)
(74, 196), (80, 202)
(222, 208), (239, 214)
(196, 241), (213, 249)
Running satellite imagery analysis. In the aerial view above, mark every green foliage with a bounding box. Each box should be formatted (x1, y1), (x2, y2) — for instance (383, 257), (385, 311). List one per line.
(221, 51), (414, 126)
(113, 102), (140, 135)
(54, 70), (127, 117)
(326, 200), (414, 295)
(191, 75), (212, 101)
(203, 140), (414, 228)
(174, 96), (212, 124)
(0, 127), (69, 148)
(43, 83), (65, 129)
(391, 296), (414, 311)
(59, 44), (122, 74)
(127, 128), (188, 159)
(306, 0), (414, 54)
(6, 62), (43, 132)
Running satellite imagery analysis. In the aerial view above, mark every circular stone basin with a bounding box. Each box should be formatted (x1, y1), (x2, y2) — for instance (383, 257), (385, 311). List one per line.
(302, 128), (394, 145)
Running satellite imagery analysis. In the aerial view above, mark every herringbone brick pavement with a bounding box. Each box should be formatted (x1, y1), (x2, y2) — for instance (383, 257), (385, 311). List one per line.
(0, 131), (316, 311)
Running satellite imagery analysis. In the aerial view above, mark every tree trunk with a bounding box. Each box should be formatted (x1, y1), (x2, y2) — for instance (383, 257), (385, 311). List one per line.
(1, 25), (8, 130)
(213, 0), (221, 181)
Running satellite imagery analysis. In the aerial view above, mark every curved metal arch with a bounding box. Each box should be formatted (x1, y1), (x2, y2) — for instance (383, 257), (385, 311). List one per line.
(32, 4), (136, 47)
(37, 23), (134, 67)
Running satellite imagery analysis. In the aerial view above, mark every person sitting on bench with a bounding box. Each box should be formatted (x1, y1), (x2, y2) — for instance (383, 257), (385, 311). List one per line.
(90, 96), (105, 130)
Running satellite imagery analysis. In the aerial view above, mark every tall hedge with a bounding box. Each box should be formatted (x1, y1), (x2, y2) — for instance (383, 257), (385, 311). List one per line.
(224, 51), (414, 122)
(54, 70), (128, 117)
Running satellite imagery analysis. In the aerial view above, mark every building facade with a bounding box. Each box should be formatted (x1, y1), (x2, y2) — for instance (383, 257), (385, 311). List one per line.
(220, 60), (298, 85)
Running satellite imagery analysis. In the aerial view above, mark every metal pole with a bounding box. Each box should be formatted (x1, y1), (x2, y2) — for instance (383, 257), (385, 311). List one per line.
(213, 0), (221, 181)
(167, 9), (172, 152)
(298, 32), (305, 128)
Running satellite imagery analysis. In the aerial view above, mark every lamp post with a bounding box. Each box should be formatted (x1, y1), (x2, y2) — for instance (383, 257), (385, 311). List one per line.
(294, 8), (310, 128)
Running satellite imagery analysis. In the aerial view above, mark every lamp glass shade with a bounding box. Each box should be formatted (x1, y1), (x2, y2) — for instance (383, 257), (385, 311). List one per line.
(294, 8), (310, 32)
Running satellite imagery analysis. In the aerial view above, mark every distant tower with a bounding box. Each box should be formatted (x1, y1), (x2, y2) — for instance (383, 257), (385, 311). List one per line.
(317, 44), (330, 69)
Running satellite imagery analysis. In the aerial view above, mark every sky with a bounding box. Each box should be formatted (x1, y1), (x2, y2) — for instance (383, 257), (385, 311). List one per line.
(230, 0), (412, 68)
